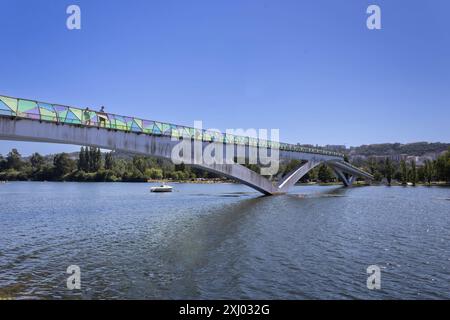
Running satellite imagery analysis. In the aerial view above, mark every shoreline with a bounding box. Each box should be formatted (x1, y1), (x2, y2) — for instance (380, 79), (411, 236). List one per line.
(1, 179), (449, 187)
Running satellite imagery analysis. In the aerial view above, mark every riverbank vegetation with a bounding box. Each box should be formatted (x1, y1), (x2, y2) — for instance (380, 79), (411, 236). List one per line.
(0, 147), (449, 185)
(356, 148), (450, 185)
(0, 147), (222, 182)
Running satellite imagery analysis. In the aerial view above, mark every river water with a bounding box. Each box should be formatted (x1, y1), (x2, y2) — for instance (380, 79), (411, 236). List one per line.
(0, 182), (449, 299)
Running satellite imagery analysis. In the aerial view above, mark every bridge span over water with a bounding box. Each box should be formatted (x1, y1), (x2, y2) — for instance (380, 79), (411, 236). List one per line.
(0, 94), (373, 195)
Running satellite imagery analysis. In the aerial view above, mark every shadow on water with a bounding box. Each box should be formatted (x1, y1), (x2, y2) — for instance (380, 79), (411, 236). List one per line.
(150, 195), (279, 298)
(287, 185), (349, 199)
(157, 185), (350, 271)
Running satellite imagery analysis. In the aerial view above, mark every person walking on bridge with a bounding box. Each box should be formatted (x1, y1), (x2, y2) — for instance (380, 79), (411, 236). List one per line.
(83, 107), (91, 126)
(98, 106), (108, 127)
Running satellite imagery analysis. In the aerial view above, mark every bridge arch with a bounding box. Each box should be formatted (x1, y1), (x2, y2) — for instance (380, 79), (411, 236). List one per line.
(0, 94), (373, 195)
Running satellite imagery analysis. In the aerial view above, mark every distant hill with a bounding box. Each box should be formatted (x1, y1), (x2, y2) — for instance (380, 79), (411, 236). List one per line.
(349, 142), (450, 157)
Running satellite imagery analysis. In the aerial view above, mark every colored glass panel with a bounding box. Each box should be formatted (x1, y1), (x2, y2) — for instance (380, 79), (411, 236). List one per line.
(142, 120), (154, 134)
(161, 123), (171, 135)
(113, 115), (127, 130)
(17, 99), (39, 119)
(65, 110), (82, 124)
(38, 103), (56, 121)
(53, 105), (69, 122)
(131, 119), (143, 132)
(0, 96), (18, 113)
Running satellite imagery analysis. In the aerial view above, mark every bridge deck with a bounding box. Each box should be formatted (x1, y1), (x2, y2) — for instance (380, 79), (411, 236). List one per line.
(0, 94), (343, 158)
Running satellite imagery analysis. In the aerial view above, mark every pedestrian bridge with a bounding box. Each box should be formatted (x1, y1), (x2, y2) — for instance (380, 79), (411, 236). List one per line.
(0, 94), (373, 195)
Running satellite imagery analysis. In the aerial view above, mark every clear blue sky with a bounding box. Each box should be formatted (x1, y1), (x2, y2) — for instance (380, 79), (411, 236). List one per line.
(1, 0), (449, 155)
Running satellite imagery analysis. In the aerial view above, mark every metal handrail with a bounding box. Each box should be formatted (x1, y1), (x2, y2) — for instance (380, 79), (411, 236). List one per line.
(0, 94), (345, 158)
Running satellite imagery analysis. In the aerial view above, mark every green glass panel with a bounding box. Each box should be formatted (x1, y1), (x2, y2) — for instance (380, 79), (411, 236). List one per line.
(182, 127), (191, 137)
(124, 117), (133, 130)
(69, 108), (82, 121)
(134, 119), (143, 129)
(39, 108), (55, 117)
(64, 110), (82, 124)
(154, 122), (163, 132)
(18, 99), (38, 112)
(142, 121), (154, 133)
(0, 96), (18, 112)
(57, 110), (68, 121)
(88, 111), (97, 120)
(171, 128), (180, 137)
(114, 116), (126, 128)
(161, 123), (171, 134)
(38, 104), (56, 121)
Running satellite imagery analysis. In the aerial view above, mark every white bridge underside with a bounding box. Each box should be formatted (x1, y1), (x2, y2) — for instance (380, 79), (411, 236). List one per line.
(0, 117), (373, 195)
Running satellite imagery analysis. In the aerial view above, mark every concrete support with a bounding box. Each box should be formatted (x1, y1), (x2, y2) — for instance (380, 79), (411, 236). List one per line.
(331, 167), (355, 187)
(327, 160), (373, 180)
(276, 159), (322, 192)
(192, 163), (279, 195)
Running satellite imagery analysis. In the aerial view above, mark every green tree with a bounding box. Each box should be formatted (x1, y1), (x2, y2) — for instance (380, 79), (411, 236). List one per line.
(384, 157), (394, 185)
(94, 148), (102, 171)
(133, 155), (150, 174)
(86, 147), (102, 172)
(145, 168), (163, 180)
(410, 159), (417, 186)
(53, 153), (76, 178)
(417, 166), (425, 183)
(0, 154), (6, 170)
(373, 171), (382, 182)
(435, 148), (450, 182)
(78, 147), (88, 171)
(104, 152), (115, 170)
(400, 159), (408, 185)
(317, 164), (334, 182)
(423, 160), (433, 185)
(30, 153), (45, 170)
(175, 162), (186, 172)
(6, 149), (23, 170)
(88, 147), (96, 172)
(368, 157), (377, 176)
(84, 147), (91, 171)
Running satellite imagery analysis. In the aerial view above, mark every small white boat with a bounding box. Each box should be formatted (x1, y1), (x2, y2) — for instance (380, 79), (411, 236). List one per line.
(150, 184), (173, 193)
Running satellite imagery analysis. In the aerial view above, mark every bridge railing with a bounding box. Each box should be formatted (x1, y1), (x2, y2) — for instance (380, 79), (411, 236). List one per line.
(0, 94), (344, 158)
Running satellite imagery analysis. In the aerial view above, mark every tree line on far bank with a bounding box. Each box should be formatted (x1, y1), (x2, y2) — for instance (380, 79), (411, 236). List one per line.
(0, 147), (347, 184)
(356, 148), (450, 185)
(0, 147), (449, 184)
(0, 147), (219, 182)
